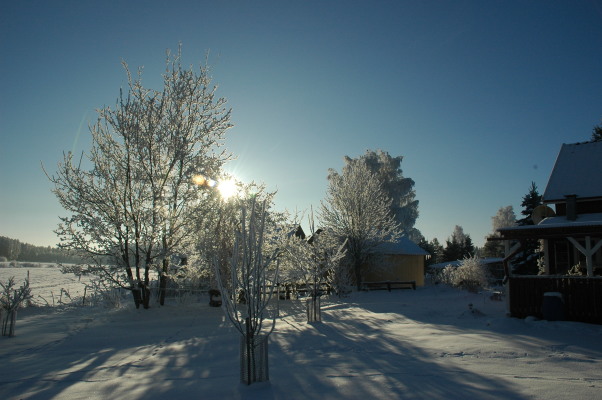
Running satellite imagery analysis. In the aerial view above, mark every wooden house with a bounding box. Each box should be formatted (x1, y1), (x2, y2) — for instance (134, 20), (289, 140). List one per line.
(488, 141), (602, 323)
(362, 237), (430, 287)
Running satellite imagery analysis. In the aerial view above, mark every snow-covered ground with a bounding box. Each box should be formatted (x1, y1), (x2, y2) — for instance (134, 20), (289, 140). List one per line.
(1, 271), (601, 399)
(0, 265), (92, 306)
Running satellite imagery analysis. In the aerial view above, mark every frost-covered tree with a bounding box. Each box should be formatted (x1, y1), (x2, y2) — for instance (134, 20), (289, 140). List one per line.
(339, 150), (421, 241)
(281, 210), (346, 321)
(195, 182), (281, 292)
(452, 255), (491, 292)
(213, 199), (280, 384)
(320, 161), (400, 290)
(1, 273), (32, 337)
(492, 206), (517, 232)
(483, 206), (517, 258)
(48, 46), (232, 308)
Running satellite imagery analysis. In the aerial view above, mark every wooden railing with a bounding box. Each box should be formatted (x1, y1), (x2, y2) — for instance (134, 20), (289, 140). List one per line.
(508, 275), (602, 324)
(362, 280), (416, 291)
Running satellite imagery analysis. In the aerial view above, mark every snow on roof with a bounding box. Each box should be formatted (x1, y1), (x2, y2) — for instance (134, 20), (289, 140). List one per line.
(497, 213), (602, 233)
(543, 141), (602, 202)
(375, 236), (430, 256)
(538, 212), (602, 227)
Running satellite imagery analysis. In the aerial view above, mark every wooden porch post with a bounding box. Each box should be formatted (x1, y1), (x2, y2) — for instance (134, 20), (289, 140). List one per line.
(503, 241), (522, 317)
(567, 236), (602, 277)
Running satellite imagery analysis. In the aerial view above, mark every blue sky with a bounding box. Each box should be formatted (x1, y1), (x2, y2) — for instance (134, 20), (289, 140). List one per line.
(1, 0), (601, 248)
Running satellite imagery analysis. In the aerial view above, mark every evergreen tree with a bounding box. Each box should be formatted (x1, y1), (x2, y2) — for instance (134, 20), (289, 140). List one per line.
(517, 182), (542, 225)
(591, 122), (602, 142)
(418, 236), (443, 266)
(442, 225), (475, 262)
(513, 182), (543, 274)
(431, 238), (445, 264)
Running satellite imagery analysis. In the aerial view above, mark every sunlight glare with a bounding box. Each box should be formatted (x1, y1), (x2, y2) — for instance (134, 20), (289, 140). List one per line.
(218, 178), (238, 200)
(192, 174), (217, 188)
(192, 175), (207, 186)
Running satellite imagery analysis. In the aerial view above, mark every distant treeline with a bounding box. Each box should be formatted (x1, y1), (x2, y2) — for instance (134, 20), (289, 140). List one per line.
(0, 236), (85, 263)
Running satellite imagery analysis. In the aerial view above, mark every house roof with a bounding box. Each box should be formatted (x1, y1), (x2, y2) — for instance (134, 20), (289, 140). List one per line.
(543, 141), (602, 203)
(375, 237), (430, 256)
(494, 213), (602, 240)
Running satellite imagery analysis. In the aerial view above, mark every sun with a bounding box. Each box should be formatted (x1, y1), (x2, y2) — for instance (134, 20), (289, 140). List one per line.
(217, 178), (238, 200)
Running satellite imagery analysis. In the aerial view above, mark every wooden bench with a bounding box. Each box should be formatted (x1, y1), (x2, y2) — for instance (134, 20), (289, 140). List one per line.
(363, 280), (416, 291)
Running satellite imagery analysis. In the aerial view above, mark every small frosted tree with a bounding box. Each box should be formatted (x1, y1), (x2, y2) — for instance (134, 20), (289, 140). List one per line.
(452, 255), (492, 292)
(196, 182), (277, 291)
(282, 210), (346, 322)
(214, 199), (280, 384)
(0, 273), (32, 337)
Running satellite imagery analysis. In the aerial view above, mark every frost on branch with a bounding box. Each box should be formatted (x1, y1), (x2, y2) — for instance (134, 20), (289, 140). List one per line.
(320, 161), (401, 290)
(281, 209), (346, 321)
(47, 45), (231, 309)
(213, 199), (280, 384)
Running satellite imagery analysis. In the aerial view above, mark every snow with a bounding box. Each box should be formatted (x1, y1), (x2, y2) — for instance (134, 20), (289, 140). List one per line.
(496, 213), (602, 232)
(1, 268), (602, 399)
(538, 212), (602, 227)
(0, 265), (92, 306)
(375, 237), (430, 256)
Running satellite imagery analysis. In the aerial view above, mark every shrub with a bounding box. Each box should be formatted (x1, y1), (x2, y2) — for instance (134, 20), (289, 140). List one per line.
(452, 256), (491, 292)
(430, 265), (456, 286)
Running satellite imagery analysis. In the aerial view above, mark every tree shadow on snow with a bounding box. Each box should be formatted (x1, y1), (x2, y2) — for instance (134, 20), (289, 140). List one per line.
(0, 301), (245, 400)
(265, 300), (525, 400)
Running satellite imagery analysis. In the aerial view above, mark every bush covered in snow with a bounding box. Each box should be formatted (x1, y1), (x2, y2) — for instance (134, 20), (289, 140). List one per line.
(452, 256), (492, 292)
(431, 265), (457, 286)
(432, 256), (492, 292)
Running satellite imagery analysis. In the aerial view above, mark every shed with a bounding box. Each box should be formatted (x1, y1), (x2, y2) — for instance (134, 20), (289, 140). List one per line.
(362, 237), (430, 286)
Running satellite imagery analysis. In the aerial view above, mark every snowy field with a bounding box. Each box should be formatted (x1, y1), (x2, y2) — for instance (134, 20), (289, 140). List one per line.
(0, 264), (92, 306)
(1, 273), (601, 399)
